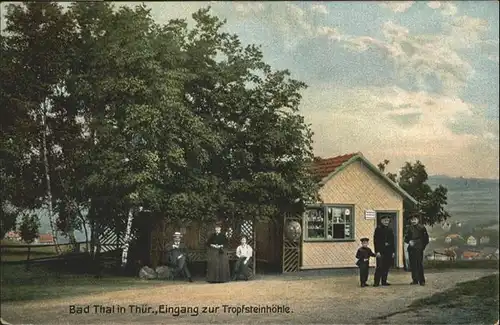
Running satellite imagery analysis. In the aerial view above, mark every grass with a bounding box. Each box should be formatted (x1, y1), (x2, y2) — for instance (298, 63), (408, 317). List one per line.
(0, 264), (158, 303)
(409, 273), (499, 324)
(424, 259), (499, 270)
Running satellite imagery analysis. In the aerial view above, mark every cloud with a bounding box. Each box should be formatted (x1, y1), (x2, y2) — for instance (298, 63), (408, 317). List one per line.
(310, 4), (329, 15)
(328, 21), (473, 95)
(427, 2), (442, 10)
(300, 85), (498, 178)
(232, 2), (265, 15)
(380, 1), (415, 13)
(426, 1), (458, 16)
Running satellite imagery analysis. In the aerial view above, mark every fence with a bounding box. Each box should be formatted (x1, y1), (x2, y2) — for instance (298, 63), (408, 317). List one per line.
(0, 241), (127, 264)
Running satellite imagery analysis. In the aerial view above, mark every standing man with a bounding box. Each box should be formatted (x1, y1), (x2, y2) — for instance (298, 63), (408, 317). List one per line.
(166, 232), (193, 282)
(373, 215), (395, 286)
(404, 214), (429, 286)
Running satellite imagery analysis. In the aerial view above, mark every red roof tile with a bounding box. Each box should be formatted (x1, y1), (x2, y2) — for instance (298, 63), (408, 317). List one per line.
(311, 152), (359, 180)
(38, 234), (54, 243)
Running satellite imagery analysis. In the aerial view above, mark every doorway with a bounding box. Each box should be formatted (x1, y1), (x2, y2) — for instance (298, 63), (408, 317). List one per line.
(376, 211), (398, 267)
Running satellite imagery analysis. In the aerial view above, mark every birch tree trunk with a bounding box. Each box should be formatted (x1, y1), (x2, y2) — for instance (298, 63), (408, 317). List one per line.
(121, 208), (135, 268)
(41, 100), (61, 255)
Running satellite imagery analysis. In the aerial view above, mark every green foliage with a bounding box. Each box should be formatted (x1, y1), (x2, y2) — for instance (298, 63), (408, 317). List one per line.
(0, 203), (18, 238)
(18, 213), (40, 244)
(1, 2), (317, 235)
(378, 160), (451, 226)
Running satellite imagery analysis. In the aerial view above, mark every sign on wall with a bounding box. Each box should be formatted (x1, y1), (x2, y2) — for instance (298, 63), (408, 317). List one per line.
(365, 210), (376, 220)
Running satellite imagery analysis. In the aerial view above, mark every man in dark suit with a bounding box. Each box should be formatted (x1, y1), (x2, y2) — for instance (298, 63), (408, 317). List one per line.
(373, 215), (395, 286)
(404, 214), (429, 286)
(166, 232), (193, 282)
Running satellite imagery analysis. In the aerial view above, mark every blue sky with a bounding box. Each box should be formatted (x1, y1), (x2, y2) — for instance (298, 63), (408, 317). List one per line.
(2, 1), (499, 178)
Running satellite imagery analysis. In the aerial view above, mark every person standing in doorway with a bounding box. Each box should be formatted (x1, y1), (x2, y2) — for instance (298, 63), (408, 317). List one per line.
(373, 215), (395, 286)
(404, 214), (429, 286)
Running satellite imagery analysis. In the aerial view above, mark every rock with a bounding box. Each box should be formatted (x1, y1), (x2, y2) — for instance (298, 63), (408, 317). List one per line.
(139, 266), (157, 280)
(156, 265), (173, 280)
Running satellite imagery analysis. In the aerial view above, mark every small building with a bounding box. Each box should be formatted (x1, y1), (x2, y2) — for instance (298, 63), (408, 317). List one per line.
(479, 236), (490, 245)
(4, 231), (21, 241)
(147, 152), (418, 273)
(461, 250), (481, 260)
(444, 234), (462, 244)
(37, 233), (54, 245)
(466, 236), (477, 246)
(293, 152), (417, 269)
(432, 253), (451, 261)
(441, 221), (452, 232)
(479, 247), (499, 260)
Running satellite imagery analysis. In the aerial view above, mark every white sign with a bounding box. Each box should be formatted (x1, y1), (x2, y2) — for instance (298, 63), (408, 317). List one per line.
(365, 210), (376, 220)
(344, 209), (350, 216)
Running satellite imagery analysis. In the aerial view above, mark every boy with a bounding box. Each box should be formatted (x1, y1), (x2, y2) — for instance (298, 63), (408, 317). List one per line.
(232, 236), (253, 281)
(404, 214), (429, 286)
(355, 237), (376, 287)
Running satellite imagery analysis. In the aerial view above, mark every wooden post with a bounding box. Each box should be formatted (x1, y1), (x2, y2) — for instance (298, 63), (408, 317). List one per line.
(252, 217), (256, 276)
(26, 246), (31, 271)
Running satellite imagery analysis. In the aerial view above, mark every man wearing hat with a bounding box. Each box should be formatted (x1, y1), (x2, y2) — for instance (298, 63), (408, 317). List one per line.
(404, 214), (429, 285)
(373, 215), (395, 286)
(166, 232), (193, 282)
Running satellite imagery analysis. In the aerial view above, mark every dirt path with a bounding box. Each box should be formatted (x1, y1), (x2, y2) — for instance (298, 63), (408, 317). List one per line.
(1, 269), (496, 324)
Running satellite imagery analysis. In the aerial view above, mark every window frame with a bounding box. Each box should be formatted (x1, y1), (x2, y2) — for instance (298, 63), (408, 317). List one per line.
(303, 204), (356, 242)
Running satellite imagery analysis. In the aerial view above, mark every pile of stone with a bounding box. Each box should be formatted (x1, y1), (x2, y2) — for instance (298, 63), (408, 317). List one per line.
(138, 265), (172, 280)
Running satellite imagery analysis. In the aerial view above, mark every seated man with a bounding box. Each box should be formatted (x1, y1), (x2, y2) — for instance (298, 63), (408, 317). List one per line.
(166, 232), (193, 282)
(232, 235), (253, 281)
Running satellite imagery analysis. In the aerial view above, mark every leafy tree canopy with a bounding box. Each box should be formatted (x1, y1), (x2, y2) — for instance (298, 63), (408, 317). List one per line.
(378, 160), (451, 226)
(1, 2), (318, 235)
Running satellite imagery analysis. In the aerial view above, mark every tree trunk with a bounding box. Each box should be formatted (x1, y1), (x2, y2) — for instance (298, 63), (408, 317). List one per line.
(57, 168), (90, 253)
(80, 214), (90, 252)
(121, 208), (135, 268)
(41, 101), (61, 255)
(26, 245), (31, 271)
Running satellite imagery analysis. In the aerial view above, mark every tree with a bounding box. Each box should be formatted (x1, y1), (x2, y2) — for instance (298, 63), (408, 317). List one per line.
(1, 2), (76, 254)
(378, 160), (451, 226)
(2, 3), (318, 270)
(169, 8), (319, 225)
(18, 213), (40, 270)
(19, 213), (40, 244)
(0, 203), (18, 239)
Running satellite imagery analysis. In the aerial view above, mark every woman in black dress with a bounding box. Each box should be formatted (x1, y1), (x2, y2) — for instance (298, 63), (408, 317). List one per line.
(206, 222), (230, 283)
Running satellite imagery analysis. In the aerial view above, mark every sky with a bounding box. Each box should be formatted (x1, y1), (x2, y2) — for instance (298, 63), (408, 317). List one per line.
(1, 1), (499, 179)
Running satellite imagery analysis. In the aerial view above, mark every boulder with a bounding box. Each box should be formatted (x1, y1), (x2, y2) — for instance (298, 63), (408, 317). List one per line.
(139, 266), (157, 280)
(156, 265), (173, 280)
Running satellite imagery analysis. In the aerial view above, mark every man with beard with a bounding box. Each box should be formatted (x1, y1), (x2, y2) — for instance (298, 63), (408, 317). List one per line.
(404, 214), (429, 286)
(373, 215), (395, 286)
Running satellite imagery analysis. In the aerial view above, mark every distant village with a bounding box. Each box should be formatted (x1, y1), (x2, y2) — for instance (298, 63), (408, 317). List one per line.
(4, 231), (55, 245)
(424, 220), (499, 261)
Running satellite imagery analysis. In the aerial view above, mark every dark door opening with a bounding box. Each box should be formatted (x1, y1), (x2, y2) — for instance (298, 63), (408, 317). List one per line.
(376, 212), (398, 267)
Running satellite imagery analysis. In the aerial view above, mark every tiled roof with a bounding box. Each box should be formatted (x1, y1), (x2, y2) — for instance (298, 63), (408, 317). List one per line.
(311, 152), (359, 180)
(310, 152), (418, 204)
(462, 251), (480, 258)
(38, 234), (54, 242)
